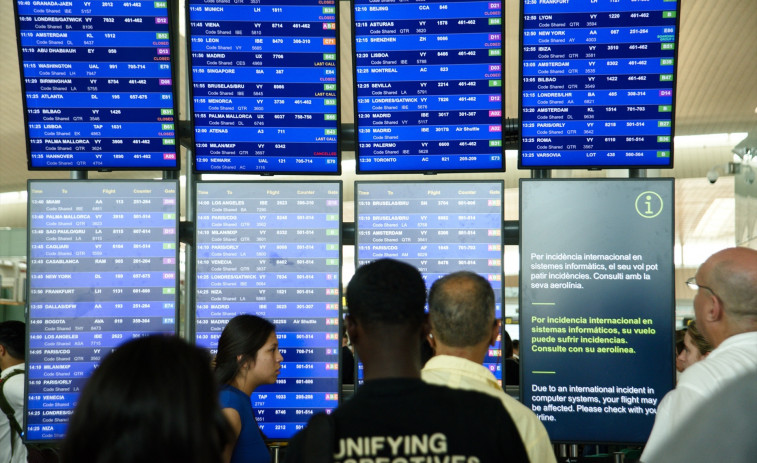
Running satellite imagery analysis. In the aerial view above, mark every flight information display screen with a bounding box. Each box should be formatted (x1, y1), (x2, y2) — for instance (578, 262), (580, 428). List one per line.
(519, 0), (680, 169)
(195, 181), (341, 439)
(353, 1), (504, 173)
(15, 1), (180, 170)
(188, 1), (340, 174)
(355, 181), (504, 378)
(26, 180), (179, 442)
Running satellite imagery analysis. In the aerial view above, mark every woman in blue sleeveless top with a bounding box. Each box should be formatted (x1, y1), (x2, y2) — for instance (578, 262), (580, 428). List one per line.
(215, 315), (283, 463)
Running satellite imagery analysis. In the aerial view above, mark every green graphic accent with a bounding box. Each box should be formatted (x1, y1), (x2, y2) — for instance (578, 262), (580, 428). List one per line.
(488, 79), (502, 87)
(324, 99), (337, 106)
(488, 49), (502, 56)
(658, 105), (672, 112)
(661, 43), (675, 50)
(635, 191), (664, 219)
(162, 123), (174, 130)
(489, 140), (502, 147)
(659, 74), (674, 81)
(324, 113), (337, 121)
(326, 214), (338, 221)
(162, 287), (176, 295)
(658, 120), (672, 128)
(162, 138), (175, 145)
(657, 135), (671, 143)
(532, 371), (557, 374)
(163, 213), (176, 220)
(163, 243), (176, 250)
(324, 128), (337, 135)
(156, 32), (169, 40)
(489, 18), (502, 26)
(657, 151), (671, 158)
(161, 108), (174, 116)
(531, 302), (556, 306)
(660, 58), (674, 66)
(326, 258), (339, 265)
(326, 229), (338, 236)
(323, 53), (336, 61)
(662, 10), (677, 18)
(154, 1), (167, 8)
(322, 7), (335, 13)
(323, 83), (337, 91)
(326, 244), (338, 251)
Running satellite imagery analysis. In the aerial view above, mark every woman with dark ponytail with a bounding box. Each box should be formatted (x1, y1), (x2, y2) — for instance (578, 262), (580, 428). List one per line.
(215, 315), (283, 463)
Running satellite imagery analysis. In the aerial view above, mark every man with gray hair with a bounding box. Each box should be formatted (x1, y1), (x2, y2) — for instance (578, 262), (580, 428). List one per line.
(421, 271), (556, 463)
(641, 247), (757, 461)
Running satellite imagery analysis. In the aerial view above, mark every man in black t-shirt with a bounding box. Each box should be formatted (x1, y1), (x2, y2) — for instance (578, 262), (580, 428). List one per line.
(286, 259), (528, 463)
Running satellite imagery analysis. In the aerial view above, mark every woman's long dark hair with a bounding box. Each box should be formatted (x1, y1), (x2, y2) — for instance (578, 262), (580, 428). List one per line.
(60, 335), (230, 463)
(214, 314), (276, 385)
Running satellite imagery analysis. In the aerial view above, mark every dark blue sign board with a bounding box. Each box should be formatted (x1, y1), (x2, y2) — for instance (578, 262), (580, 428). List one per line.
(187, 1), (340, 174)
(519, 0), (680, 169)
(520, 178), (674, 443)
(194, 181), (342, 439)
(15, 1), (180, 170)
(26, 180), (179, 442)
(355, 181), (505, 379)
(353, 0), (505, 173)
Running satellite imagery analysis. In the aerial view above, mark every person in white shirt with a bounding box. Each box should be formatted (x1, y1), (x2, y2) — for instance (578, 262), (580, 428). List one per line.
(641, 247), (757, 461)
(0, 321), (27, 463)
(421, 271), (556, 463)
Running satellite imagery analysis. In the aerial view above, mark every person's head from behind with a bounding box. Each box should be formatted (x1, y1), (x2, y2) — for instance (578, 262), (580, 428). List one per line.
(0, 320), (25, 370)
(345, 259), (427, 369)
(61, 335), (229, 463)
(427, 271), (498, 356)
(215, 314), (282, 392)
(677, 321), (713, 371)
(692, 247), (757, 347)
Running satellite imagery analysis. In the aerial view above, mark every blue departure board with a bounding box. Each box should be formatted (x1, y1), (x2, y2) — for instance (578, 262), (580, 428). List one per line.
(26, 180), (179, 442)
(15, 1), (180, 170)
(195, 182), (342, 439)
(353, 1), (504, 173)
(188, 1), (340, 174)
(355, 181), (504, 378)
(519, 0), (680, 169)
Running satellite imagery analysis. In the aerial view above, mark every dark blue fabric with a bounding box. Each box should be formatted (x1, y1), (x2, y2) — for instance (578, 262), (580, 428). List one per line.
(220, 385), (271, 463)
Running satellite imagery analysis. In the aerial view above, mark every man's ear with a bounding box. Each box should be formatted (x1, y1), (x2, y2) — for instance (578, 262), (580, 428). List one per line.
(705, 294), (724, 323)
(489, 319), (500, 347)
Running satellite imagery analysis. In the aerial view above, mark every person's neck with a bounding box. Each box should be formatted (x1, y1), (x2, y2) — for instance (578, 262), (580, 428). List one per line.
(434, 344), (487, 365)
(357, 331), (423, 381)
(230, 375), (257, 396)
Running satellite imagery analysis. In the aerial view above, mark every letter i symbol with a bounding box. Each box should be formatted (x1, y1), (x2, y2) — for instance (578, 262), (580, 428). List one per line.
(645, 195), (653, 215)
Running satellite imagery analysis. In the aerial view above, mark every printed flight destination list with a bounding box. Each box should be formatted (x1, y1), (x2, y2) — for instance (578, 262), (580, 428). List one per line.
(355, 181), (505, 379)
(195, 182), (341, 439)
(520, 0), (679, 168)
(26, 180), (179, 441)
(16, 0), (179, 170)
(353, 1), (504, 172)
(188, 1), (339, 173)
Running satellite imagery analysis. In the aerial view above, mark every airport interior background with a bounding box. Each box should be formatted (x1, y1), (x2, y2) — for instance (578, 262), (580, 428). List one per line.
(0, 0), (756, 336)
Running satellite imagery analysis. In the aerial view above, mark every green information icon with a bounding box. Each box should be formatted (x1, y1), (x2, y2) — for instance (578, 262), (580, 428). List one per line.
(635, 191), (664, 218)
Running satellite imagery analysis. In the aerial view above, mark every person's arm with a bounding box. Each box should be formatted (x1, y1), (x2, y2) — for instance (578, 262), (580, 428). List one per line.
(221, 407), (242, 463)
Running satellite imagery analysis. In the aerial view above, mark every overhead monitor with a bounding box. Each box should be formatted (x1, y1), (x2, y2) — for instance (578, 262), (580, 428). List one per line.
(352, 1), (504, 173)
(26, 180), (179, 442)
(187, 1), (340, 174)
(519, 0), (680, 169)
(520, 178), (675, 443)
(15, 1), (180, 170)
(355, 181), (505, 379)
(195, 181), (342, 439)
